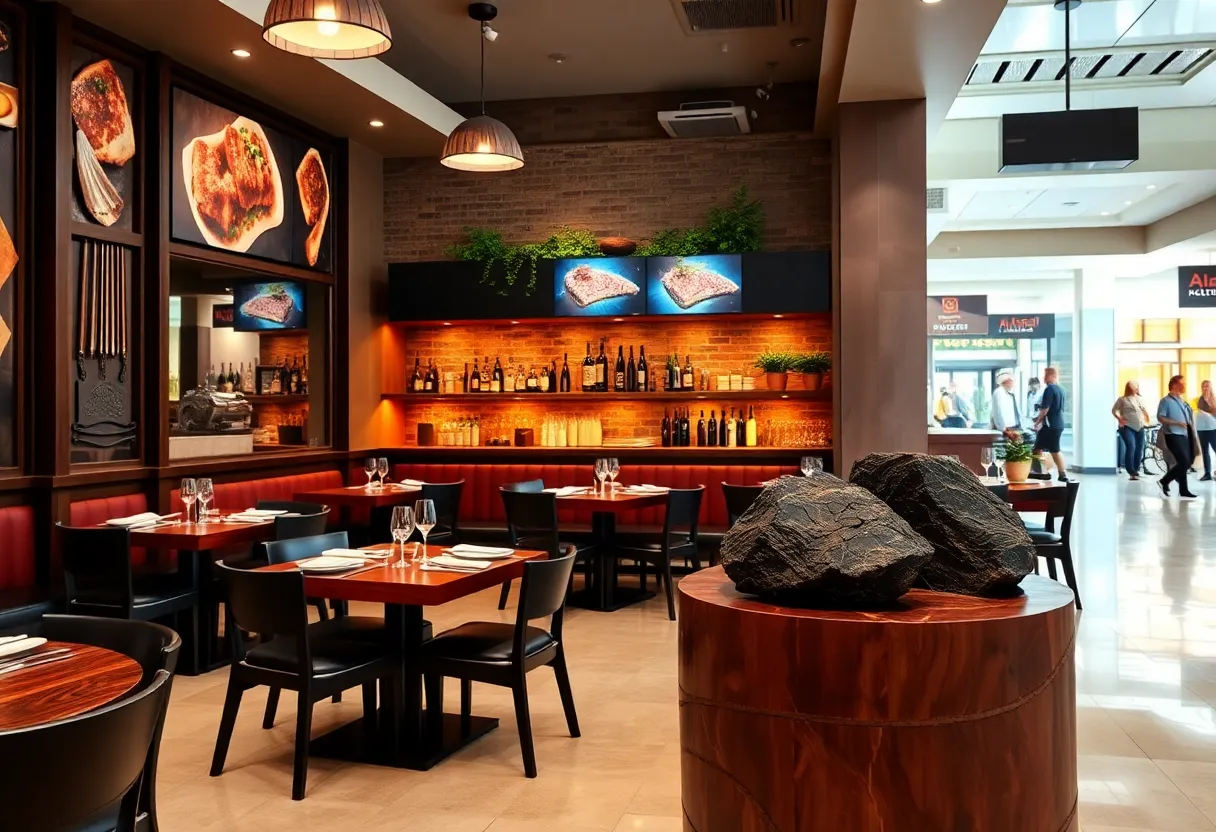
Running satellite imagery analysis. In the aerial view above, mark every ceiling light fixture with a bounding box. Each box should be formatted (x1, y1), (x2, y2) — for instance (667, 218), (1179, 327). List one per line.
(440, 3), (524, 173)
(922, 0), (943, 4)
(1147, 184), (1156, 190)
(549, 53), (566, 64)
(369, 119), (384, 127)
(262, 0), (392, 60)
(231, 48), (251, 58)
(1101, 211), (1110, 216)
(789, 37), (809, 48)
(1124, 200), (1132, 205)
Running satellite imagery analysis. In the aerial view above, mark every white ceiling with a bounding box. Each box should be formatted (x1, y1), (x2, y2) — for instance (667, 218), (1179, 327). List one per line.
(983, 0), (1216, 55)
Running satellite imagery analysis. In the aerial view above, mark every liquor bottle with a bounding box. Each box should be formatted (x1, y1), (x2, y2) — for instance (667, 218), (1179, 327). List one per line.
(626, 346), (637, 392)
(560, 353), (572, 392)
(516, 361), (527, 392)
(697, 410), (707, 447)
(549, 359), (558, 392)
(504, 358), (516, 394)
(463, 362), (470, 393)
(300, 355), (308, 394)
(682, 354), (694, 390)
(682, 408), (692, 447)
(746, 405), (758, 447)
(581, 342), (596, 392)
(291, 355), (301, 393)
(422, 359), (435, 393)
(206, 364), (216, 390)
(469, 357), (481, 392)
(736, 408), (746, 447)
(280, 359), (291, 395)
(595, 339), (608, 391)
(637, 346), (648, 392)
(236, 362), (245, 393)
(540, 363), (550, 392)
(491, 356), (504, 393)
(719, 406), (728, 445)
(726, 408), (736, 447)
(708, 410), (718, 447)
(480, 356), (491, 392)
(410, 353), (423, 392)
(269, 363), (280, 394)
(661, 408), (672, 447)
(668, 355), (679, 391)
(527, 365), (539, 392)
(614, 345), (626, 392)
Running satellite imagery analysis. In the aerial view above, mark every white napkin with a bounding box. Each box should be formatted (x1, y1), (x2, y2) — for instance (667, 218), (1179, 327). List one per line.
(398, 479), (425, 488)
(446, 544), (513, 556)
(224, 513), (272, 524)
(545, 486), (586, 497)
(299, 556), (366, 571)
(323, 547), (394, 560)
(428, 554), (491, 570)
(106, 512), (161, 527)
(624, 484), (668, 493)
(242, 508), (287, 516)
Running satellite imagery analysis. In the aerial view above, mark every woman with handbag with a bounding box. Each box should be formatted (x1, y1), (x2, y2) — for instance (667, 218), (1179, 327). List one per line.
(1197, 380), (1216, 482)
(1112, 381), (1151, 481)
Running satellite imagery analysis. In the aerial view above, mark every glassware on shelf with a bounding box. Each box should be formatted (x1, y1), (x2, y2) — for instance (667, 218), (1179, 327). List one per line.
(390, 505), (415, 569)
(414, 499), (437, 563)
(363, 457), (376, 489)
(180, 478), (197, 524)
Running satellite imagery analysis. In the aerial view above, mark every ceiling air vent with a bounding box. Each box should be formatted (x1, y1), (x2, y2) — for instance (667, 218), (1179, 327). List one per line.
(963, 45), (1214, 92)
(659, 102), (751, 138)
(926, 188), (948, 214)
(671, 0), (797, 33)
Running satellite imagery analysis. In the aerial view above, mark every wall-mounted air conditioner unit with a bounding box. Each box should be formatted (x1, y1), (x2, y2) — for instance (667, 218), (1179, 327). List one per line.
(658, 101), (751, 139)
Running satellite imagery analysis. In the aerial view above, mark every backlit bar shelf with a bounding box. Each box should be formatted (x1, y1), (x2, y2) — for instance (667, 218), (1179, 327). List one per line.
(381, 390), (830, 403)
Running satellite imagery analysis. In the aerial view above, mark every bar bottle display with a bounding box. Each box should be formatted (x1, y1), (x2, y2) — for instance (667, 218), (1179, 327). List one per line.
(614, 346), (626, 392)
(560, 353), (572, 392)
(697, 410), (707, 447)
(637, 346), (648, 392)
(682, 354), (694, 390)
(595, 339), (608, 392)
(581, 342), (596, 392)
(661, 408), (672, 447)
(708, 410), (718, 447)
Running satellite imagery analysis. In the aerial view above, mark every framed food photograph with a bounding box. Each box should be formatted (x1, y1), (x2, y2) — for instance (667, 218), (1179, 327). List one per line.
(234, 280), (305, 331)
(554, 256), (646, 317)
(69, 49), (137, 231)
(645, 254), (743, 315)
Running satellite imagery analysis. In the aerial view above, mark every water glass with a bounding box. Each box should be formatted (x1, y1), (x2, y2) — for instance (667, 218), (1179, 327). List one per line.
(414, 499), (437, 563)
(390, 505), (415, 569)
(377, 457), (389, 487)
(594, 459), (609, 495)
(197, 478), (214, 521)
(607, 458), (620, 495)
(363, 457), (376, 489)
(980, 447), (994, 478)
(179, 478), (197, 524)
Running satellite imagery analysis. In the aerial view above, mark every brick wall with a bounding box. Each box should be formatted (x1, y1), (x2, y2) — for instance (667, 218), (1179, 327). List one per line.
(384, 132), (831, 262)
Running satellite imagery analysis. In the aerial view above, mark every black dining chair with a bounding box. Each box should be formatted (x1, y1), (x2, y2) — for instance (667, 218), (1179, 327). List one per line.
(39, 615), (180, 832)
(615, 487), (704, 620)
(497, 483), (591, 609)
(0, 669), (173, 832)
(1027, 480), (1082, 609)
(722, 482), (764, 527)
(257, 500), (327, 516)
(273, 510), (331, 542)
(57, 524), (200, 674)
(423, 549), (579, 779)
(418, 480), (465, 547)
(497, 479), (546, 609)
(211, 563), (401, 801)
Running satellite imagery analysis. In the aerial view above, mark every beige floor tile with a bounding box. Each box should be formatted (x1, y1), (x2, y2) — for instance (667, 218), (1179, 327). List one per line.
(613, 815), (683, 832)
(1077, 756), (1216, 831)
(1154, 759), (1216, 824)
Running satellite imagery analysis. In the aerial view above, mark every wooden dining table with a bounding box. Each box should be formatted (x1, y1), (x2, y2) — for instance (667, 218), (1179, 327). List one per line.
(294, 484), (422, 544)
(259, 543), (545, 771)
(0, 641), (142, 730)
(557, 488), (671, 612)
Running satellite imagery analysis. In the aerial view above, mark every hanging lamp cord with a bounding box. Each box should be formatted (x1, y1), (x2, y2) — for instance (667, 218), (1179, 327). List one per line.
(480, 25), (486, 116)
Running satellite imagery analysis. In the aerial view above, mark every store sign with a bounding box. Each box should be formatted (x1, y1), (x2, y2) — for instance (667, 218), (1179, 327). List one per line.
(989, 313), (1055, 339)
(934, 337), (1016, 351)
(1180, 267), (1216, 308)
(212, 303), (234, 329)
(928, 295), (988, 336)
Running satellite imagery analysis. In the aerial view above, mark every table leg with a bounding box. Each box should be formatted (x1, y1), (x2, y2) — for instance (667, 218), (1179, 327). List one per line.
(568, 512), (655, 613)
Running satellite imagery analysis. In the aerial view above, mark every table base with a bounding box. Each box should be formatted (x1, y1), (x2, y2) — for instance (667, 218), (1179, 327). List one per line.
(568, 585), (656, 612)
(310, 711), (499, 771)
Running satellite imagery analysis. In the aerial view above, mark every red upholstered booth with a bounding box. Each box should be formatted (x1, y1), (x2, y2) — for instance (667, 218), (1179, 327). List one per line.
(390, 463), (797, 532)
(0, 505), (36, 590)
(69, 494), (159, 567)
(169, 470), (344, 524)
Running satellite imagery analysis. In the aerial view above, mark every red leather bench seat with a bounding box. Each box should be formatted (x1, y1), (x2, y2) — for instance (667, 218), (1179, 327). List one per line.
(391, 463), (796, 532)
(69, 494), (159, 567)
(0, 504), (54, 632)
(170, 470), (344, 526)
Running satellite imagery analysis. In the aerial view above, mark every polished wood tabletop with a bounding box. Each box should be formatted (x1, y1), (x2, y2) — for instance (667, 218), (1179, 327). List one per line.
(980, 478), (1067, 492)
(260, 543), (546, 606)
(127, 516), (276, 551)
(294, 484), (421, 509)
(0, 641), (142, 730)
(555, 488), (669, 512)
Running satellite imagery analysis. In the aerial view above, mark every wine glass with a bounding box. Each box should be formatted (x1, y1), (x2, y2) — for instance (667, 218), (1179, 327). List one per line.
(607, 458), (620, 495)
(801, 456), (814, 477)
(390, 505), (415, 569)
(377, 457), (390, 488)
(363, 457), (376, 489)
(980, 447), (994, 479)
(197, 478), (214, 521)
(994, 451), (1006, 483)
(594, 458), (609, 495)
(414, 499), (437, 563)
(179, 478), (197, 525)
(805, 457), (824, 477)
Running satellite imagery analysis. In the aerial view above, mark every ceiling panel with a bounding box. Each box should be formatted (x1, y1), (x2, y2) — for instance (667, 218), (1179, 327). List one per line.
(981, 0), (1157, 54)
(998, 59), (1037, 83)
(1091, 52), (1138, 77)
(1116, 0), (1216, 47)
(1123, 50), (1177, 75)
(957, 189), (1044, 220)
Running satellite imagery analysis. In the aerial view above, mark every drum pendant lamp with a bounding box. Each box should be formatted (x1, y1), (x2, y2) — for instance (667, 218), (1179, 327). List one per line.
(440, 3), (524, 172)
(262, 0), (393, 60)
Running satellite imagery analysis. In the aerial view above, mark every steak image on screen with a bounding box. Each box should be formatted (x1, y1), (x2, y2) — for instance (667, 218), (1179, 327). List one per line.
(240, 284), (295, 325)
(564, 264), (640, 307)
(660, 263), (740, 309)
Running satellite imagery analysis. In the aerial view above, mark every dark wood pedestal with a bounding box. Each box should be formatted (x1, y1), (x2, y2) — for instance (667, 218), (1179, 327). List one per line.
(677, 568), (1078, 832)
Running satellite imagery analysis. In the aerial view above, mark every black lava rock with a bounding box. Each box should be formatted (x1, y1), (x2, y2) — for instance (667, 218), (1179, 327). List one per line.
(720, 474), (934, 606)
(849, 453), (1036, 596)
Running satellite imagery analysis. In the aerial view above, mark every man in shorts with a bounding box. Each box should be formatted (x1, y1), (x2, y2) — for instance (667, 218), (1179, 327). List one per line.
(1033, 367), (1069, 482)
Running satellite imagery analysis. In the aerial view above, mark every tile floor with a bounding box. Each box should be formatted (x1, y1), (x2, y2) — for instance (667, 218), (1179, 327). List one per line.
(157, 474), (1216, 831)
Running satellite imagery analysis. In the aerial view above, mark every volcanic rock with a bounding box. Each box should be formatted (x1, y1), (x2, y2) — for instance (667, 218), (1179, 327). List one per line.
(849, 453), (1036, 596)
(719, 474), (934, 606)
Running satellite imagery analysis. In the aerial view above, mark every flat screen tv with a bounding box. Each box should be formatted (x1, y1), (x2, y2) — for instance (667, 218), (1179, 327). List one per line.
(233, 280), (305, 331)
(646, 254), (743, 315)
(554, 257), (646, 317)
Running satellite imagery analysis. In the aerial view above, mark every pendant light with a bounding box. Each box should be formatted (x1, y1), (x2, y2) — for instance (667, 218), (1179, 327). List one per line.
(440, 3), (524, 172)
(262, 0), (392, 60)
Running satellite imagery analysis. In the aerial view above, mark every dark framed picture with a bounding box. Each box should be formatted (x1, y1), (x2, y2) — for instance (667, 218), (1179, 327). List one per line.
(256, 366), (278, 395)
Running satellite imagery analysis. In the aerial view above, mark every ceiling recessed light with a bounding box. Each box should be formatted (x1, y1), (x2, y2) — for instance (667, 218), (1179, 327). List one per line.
(1124, 200), (1132, 205)
(443, 321), (452, 326)
(922, 0), (942, 4)
(1101, 211), (1110, 216)
(773, 314), (784, 318)
(510, 320), (520, 325)
(1147, 184), (1157, 190)
(369, 119), (384, 128)
(231, 48), (251, 58)
(548, 53), (566, 64)
(1062, 201), (1079, 207)
(789, 37), (810, 48)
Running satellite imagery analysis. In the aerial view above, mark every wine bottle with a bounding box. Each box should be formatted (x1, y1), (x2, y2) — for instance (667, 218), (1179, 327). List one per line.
(540, 364), (549, 392)
(561, 353), (572, 392)
(746, 405), (757, 447)
(697, 410), (707, 447)
(595, 339), (608, 392)
(683, 408), (692, 447)
(708, 410), (718, 447)
(411, 353), (423, 393)
(245, 358), (256, 393)
(626, 346), (637, 392)
(463, 362), (470, 393)
(280, 359), (291, 395)
(492, 356), (504, 393)
(581, 342), (596, 392)
(668, 355), (678, 391)
(637, 346), (648, 392)
(236, 362), (245, 393)
(422, 359), (434, 393)
(504, 358), (516, 394)
(291, 355), (301, 393)
(480, 356), (491, 392)
(549, 359), (558, 392)
(719, 406), (728, 446)
(300, 355), (308, 394)
(661, 408), (672, 447)
(726, 408), (736, 447)
(470, 357), (481, 392)
(526, 365), (539, 392)
(614, 345), (626, 392)
(736, 408), (746, 447)
(682, 354), (694, 390)
(516, 361), (527, 392)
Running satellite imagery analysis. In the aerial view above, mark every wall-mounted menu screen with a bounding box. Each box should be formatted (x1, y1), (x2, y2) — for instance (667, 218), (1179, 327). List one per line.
(554, 257), (646, 317)
(646, 254), (742, 315)
(233, 280), (305, 331)
(170, 88), (332, 272)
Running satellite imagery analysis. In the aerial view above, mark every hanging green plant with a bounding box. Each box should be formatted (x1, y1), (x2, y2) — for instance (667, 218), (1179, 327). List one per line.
(446, 226), (601, 295)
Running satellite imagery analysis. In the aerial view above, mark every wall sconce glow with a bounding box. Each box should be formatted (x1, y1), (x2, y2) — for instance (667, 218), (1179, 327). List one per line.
(231, 48), (251, 58)
(262, 0), (393, 60)
(369, 119), (384, 128)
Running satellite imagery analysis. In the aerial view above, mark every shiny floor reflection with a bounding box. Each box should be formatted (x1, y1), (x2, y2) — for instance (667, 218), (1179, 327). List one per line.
(154, 475), (1216, 830)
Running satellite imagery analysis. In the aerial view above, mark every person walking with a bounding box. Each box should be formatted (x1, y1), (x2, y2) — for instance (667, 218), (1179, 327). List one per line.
(948, 381), (973, 427)
(1026, 377), (1042, 425)
(1033, 367), (1069, 481)
(990, 373), (1023, 440)
(1197, 379), (1216, 482)
(1112, 381), (1151, 481)
(1157, 375), (1198, 500)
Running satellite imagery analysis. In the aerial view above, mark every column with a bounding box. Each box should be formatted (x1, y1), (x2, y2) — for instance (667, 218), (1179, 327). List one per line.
(835, 99), (928, 476)
(1073, 269), (1117, 472)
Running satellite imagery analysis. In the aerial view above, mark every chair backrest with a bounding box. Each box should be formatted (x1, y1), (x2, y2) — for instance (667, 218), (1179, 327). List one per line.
(39, 614), (181, 684)
(0, 669), (172, 831)
(721, 482), (764, 527)
(1057, 480), (1081, 544)
(504, 479), (544, 493)
(500, 489), (560, 556)
(274, 510), (330, 541)
(987, 483), (1010, 504)
(265, 531), (350, 565)
(420, 480), (464, 539)
(258, 500), (327, 515)
(514, 549), (577, 652)
(57, 524), (134, 613)
(663, 487), (704, 543)
(218, 563), (310, 644)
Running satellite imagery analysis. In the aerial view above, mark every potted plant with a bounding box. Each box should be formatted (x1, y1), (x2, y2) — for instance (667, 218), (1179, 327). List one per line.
(794, 352), (832, 392)
(997, 436), (1034, 483)
(754, 351), (797, 391)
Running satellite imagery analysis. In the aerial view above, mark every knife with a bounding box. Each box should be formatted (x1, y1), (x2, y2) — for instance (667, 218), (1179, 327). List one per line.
(0, 651), (76, 676)
(0, 647), (70, 671)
